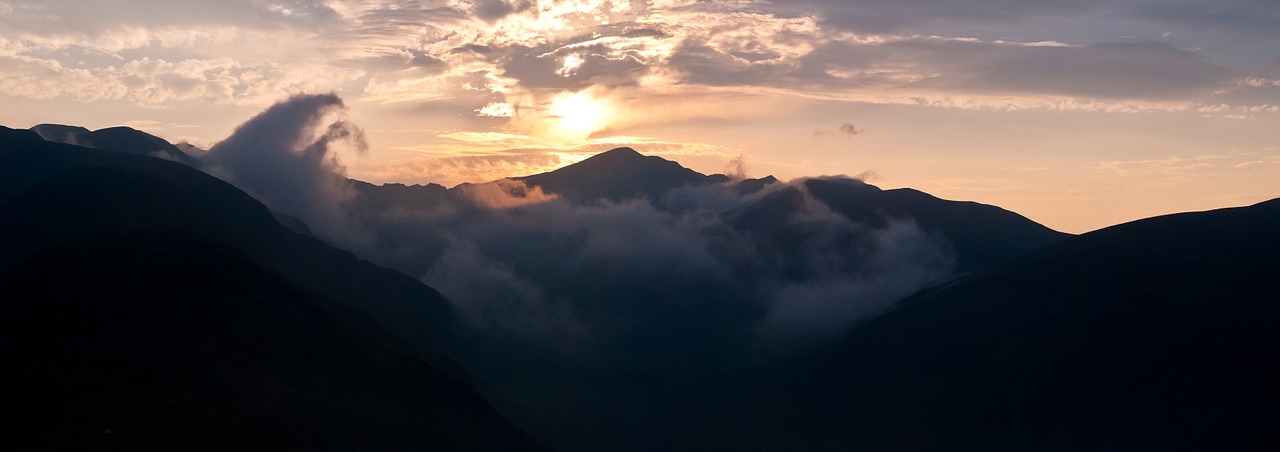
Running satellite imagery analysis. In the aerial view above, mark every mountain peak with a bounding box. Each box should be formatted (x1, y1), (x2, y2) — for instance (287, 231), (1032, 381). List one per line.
(594, 146), (642, 159)
(517, 147), (720, 203)
(31, 124), (92, 143)
(27, 124), (197, 165)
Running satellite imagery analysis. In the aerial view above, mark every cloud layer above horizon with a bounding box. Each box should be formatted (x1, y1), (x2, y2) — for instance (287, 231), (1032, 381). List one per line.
(4, 1), (1278, 124)
(2, 0), (1279, 232)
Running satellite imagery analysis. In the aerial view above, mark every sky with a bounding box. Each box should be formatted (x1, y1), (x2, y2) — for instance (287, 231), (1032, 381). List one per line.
(1, 0), (1278, 233)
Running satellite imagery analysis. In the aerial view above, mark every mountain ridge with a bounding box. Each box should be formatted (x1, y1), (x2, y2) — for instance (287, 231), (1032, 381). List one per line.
(30, 123), (198, 165)
(660, 194), (1280, 451)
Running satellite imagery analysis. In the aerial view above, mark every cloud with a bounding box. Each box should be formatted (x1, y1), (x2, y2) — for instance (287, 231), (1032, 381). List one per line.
(772, 0), (1280, 36)
(839, 123), (863, 135)
(337, 172), (955, 376)
(964, 41), (1233, 100)
(3, 0), (1274, 119)
(1093, 152), (1279, 182)
(199, 93), (369, 241)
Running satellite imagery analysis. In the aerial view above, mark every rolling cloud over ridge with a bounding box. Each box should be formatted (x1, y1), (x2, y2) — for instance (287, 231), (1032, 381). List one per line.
(198, 95), (959, 377)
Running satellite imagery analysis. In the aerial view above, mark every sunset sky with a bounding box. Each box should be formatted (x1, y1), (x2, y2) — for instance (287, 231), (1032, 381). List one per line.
(2, 0), (1278, 233)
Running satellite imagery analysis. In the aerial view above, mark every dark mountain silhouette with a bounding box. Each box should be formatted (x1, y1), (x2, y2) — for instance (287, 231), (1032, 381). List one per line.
(31, 123), (197, 165)
(349, 180), (452, 212)
(0, 126), (540, 450)
(29, 123), (90, 143)
(1, 229), (541, 451)
(515, 147), (730, 203)
(733, 175), (779, 195)
(665, 198), (1280, 450)
(25, 123), (1236, 452)
(725, 176), (1069, 274)
(1, 127), (460, 352)
(804, 177), (1069, 273)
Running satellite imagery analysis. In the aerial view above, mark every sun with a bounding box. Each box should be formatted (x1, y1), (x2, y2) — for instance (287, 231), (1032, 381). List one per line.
(546, 91), (611, 141)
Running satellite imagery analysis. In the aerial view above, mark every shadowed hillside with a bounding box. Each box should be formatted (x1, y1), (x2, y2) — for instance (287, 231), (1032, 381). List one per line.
(0, 126), (541, 451)
(664, 198), (1280, 451)
(1, 229), (541, 451)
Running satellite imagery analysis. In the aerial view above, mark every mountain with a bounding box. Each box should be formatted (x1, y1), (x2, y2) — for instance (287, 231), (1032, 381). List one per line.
(1, 229), (541, 451)
(0, 126), (540, 450)
(3, 125), (1086, 451)
(31, 123), (197, 165)
(520, 147), (1068, 273)
(349, 179), (452, 213)
(803, 177), (1069, 273)
(28, 123), (90, 143)
(351, 148), (1067, 279)
(516, 147), (730, 203)
(725, 176), (1069, 274)
(667, 198), (1280, 450)
(1, 127), (461, 352)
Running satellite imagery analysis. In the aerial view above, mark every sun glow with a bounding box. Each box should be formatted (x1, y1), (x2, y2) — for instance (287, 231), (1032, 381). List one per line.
(545, 91), (612, 141)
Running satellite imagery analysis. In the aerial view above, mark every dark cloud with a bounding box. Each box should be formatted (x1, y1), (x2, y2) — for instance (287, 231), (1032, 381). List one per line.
(622, 27), (671, 39)
(1128, 0), (1280, 34)
(966, 41), (1233, 100)
(839, 123), (863, 135)
(472, 0), (534, 22)
(768, 0), (1112, 33)
(450, 44), (495, 55)
(767, 0), (1280, 35)
(666, 40), (794, 87)
(340, 49), (446, 72)
(0, 0), (344, 38)
(501, 43), (650, 90)
(667, 32), (1235, 103)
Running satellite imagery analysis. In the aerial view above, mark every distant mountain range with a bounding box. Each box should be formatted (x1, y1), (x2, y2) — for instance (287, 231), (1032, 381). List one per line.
(348, 146), (1068, 278)
(4, 122), (1278, 451)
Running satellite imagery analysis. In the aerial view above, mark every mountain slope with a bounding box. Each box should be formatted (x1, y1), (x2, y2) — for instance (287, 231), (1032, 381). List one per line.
(0, 127), (539, 450)
(727, 177), (1070, 274)
(1, 229), (541, 451)
(803, 178), (1070, 273)
(0, 127), (461, 353)
(677, 198), (1280, 450)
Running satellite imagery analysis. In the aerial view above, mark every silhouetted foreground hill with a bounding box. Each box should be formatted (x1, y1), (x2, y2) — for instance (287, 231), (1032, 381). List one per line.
(1, 230), (540, 451)
(0, 127), (462, 357)
(671, 198), (1280, 450)
(0, 127), (541, 451)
